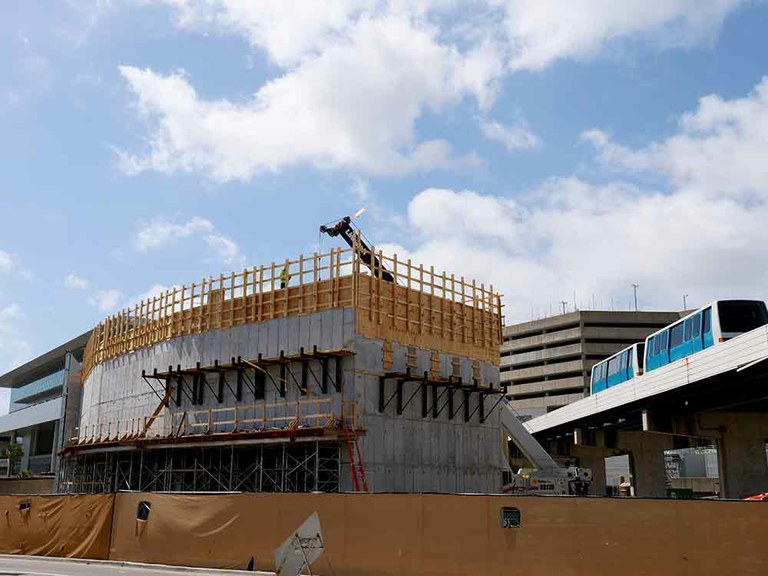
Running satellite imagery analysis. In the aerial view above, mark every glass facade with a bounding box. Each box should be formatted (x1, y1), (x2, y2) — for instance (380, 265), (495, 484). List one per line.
(9, 369), (65, 406)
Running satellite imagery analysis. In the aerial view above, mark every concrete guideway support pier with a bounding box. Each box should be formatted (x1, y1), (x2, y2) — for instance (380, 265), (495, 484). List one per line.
(616, 431), (675, 499)
(697, 411), (768, 499)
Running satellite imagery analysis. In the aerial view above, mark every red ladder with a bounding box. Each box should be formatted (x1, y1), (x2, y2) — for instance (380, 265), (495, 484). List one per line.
(342, 418), (369, 492)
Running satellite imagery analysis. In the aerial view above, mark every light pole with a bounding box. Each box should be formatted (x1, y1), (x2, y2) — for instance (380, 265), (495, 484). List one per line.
(560, 301), (568, 315)
(632, 283), (639, 311)
(683, 294), (689, 310)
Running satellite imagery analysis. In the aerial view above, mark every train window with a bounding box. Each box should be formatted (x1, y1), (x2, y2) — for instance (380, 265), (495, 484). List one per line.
(653, 336), (659, 355)
(607, 357), (619, 375)
(684, 319), (692, 340)
(703, 308), (711, 333)
(719, 301), (768, 333)
(670, 324), (684, 347)
(692, 315), (701, 338)
(661, 331), (668, 349)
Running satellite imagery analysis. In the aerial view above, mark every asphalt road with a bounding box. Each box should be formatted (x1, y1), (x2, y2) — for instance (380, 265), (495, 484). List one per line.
(0, 556), (273, 576)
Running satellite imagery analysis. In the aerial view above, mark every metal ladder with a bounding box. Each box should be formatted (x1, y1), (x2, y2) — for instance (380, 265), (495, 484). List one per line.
(342, 416), (369, 492)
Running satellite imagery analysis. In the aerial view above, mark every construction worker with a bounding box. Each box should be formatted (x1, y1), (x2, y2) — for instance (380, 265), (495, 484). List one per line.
(280, 266), (288, 289)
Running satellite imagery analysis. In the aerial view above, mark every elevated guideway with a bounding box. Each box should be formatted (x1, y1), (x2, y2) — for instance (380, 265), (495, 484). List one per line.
(525, 325), (768, 499)
(528, 324), (768, 434)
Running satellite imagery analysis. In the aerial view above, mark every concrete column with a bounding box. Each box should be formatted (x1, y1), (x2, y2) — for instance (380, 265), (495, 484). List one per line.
(617, 431), (674, 498)
(569, 445), (612, 496)
(698, 412), (768, 499)
(19, 429), (32, 473)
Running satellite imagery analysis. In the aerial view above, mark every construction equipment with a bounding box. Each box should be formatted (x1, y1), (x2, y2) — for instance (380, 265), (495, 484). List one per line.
(320, 212), (394, 282)
(499, 397), (592, 495)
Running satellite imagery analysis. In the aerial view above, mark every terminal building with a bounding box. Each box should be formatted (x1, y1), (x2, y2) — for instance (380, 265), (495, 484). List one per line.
(501, 311), (683, 420)
(0, 332), (89, 479)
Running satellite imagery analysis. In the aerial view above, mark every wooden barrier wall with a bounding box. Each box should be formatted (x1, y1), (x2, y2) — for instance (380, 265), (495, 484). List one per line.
(0, 492), (765, 574)
(107, 493), (768, 575)
(0, 494), (113, 559)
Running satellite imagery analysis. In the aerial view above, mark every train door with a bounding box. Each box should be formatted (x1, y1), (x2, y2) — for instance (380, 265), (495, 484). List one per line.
(659, 329), (669, 367)
(691, 312), (703, 353)
(635, 342), (645, 376)
(683, 317), (695, 357)
(669, 322), (686, 362)
(606, 355), (620, 388)
(702, 307), (714, 349)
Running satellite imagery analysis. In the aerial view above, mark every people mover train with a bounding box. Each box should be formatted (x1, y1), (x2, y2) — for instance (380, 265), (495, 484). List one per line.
(590, 299), (768, 395)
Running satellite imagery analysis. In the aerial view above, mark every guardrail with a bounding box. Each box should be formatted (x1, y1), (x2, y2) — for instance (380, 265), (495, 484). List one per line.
(71, 399), (359, 445)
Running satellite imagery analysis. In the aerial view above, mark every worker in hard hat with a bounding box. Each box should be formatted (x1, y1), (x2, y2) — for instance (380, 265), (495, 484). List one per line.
(280, 266), (289, 289)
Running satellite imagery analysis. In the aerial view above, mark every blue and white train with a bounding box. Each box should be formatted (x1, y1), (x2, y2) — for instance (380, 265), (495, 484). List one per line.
(590, 299), (768, 395)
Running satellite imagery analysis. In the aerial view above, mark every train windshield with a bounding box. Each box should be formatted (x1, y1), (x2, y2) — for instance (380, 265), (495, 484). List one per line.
(718, 301), (768, 334)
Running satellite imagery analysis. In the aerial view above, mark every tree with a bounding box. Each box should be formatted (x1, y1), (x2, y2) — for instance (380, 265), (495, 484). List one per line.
(3, 442), (24, 477)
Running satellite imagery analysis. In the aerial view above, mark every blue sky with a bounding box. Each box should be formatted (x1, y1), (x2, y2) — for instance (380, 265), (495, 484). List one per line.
(3, 1), (768, 409)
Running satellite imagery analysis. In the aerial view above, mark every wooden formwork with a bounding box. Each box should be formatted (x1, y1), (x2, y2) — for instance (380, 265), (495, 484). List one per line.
(82, 248), (502, 380)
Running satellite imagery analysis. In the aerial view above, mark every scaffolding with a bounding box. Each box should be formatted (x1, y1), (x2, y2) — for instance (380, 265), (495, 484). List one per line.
(58, 441), (341, 494)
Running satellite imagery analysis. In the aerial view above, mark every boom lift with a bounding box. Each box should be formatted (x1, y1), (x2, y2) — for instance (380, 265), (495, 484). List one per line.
(320, 212), (591, 496)
(319, 212), (394, 282)
(500, 398), (592, 495)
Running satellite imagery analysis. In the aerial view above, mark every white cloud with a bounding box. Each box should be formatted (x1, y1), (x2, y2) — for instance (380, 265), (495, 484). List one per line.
(0, 305), (33, 412)
(135, 216), (246, 268)
(117, 8), (493, 179)
(0, 249), (32, 280)
(117, 0), (744, 181)
(584, 76), (768, 202)
(382, 77), (768, 320)
(89, 289), (124, 313)
(480, 118), (539, 151)
(135, 216), (214, 251)
(205, 234), (246, 268)
(64, 273), (88, 289)
(495, 0), (744, 71)
(0, 250), (13, 272)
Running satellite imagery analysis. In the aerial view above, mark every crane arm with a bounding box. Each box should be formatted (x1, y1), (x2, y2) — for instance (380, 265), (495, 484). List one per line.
(320, 217), (394, 282)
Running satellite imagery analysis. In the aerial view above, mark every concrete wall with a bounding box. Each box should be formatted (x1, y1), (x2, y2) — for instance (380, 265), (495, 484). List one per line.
(79, 308), (502, 493)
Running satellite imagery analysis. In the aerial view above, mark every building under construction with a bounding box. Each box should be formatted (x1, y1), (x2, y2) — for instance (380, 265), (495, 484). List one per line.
(58, 238), (504, 494)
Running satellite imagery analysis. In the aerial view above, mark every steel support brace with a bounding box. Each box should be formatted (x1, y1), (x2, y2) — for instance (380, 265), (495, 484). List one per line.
(483, 393), (505, 423)
(467, 393), (485, 422)
(279, 352), (286, 397)
(463, 390), (471, 422)
(434, 387), (452, 418)
(236, 369), (244, 401)
(335, 355), (343, 392)
(400, 380), (421, 414)
(321, 357), (329, 394)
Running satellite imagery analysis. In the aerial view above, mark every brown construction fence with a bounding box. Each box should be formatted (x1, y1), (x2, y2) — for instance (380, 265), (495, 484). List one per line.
(1, 492), (766, 574)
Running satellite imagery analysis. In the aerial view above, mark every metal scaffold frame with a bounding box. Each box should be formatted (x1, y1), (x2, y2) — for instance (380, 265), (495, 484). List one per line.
(58, 441), (341, 494)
